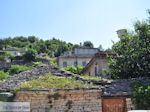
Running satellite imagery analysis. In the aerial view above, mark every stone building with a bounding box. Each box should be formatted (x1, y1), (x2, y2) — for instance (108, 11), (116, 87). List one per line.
(57, 47), (99, 68)
(81, 51), (113, 77)
(2, 47), (26, 56)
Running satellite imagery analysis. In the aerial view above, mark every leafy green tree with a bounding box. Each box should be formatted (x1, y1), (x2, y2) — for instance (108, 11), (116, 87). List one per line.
(105, 48), (112, 52)
(28, 36), (38, 43)
(83, 41), (94, 48)
(0, 39), (4, 50)
(109, 12), (150, 79)
(132, 81), (150, 109)
(98, 44), (104, 51)
(0, 36), (79, 57)
(23, 49), (37, 61)
(36, 42), (47, 54)
(73, 44), (80, 49)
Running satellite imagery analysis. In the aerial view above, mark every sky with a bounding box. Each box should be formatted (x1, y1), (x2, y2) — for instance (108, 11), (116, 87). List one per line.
(0, 0), (149, 49)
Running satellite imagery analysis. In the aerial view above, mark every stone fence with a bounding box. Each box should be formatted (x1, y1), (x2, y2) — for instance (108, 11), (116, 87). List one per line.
(0, 61), (11, 70)
(12, 89), (135, 112)
(14, 89), (102, 112)
(0, 64), (73, 91)
(0, 58), (50, 70)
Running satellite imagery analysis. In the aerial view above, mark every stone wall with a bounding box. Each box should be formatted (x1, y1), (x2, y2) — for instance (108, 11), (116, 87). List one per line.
(0, 61), (11, 70)
(14, 89), (102, 112)
(0, 58), (50, 70)
(0, 65), (73, 91)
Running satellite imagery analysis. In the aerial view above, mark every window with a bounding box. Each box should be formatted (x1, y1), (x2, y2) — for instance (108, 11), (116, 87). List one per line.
(74, 61), (78, 66)
(82, 61), (86, 66)
(63, 61), (67, 67)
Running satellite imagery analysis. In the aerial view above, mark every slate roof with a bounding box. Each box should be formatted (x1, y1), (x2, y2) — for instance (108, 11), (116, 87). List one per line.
(102, 77), (150, 96)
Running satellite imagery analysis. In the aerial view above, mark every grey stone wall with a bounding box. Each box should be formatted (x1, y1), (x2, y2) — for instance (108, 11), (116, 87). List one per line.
(14, 89), (102, 112)
(0, 64), (73, 91)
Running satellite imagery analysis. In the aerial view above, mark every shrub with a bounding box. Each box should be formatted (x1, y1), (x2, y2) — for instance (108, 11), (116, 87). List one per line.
(64, 66), (84, 74)
(80, 75), (102, 81)
(0, 71), (9, 80)
(0, 51), (12, 61)
(9, 65), (32, 75)
(50, 58), (57, 66)
(17, 74), (94, 89)
(32, 61), (43, 67)
(23, 49), (37, 61)
(132, 81), (150, 109)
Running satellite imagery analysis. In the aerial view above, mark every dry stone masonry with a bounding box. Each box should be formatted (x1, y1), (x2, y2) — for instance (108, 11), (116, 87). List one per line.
(0, 64), (74, 91)
(14, 89), (102, 112)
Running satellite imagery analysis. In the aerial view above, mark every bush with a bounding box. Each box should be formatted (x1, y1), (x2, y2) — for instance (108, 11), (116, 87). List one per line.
(23, 49), (37, 61)
(9, 65), (32, 75)
(0, 71), (9, 80)
(132, 81), (150, 109)
(32, 61), (43, 67)
(17, 74), (94, 89)
(80, 75), (102, 81)
(64, 66), (84, 74)
(50, 58), (57, 66)
(0, 51), (12, 61)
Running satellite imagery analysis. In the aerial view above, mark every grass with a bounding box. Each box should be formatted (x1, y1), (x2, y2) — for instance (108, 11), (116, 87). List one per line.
(9, 65), (32, 75)
(0, 71), (9, 80)
(17, 74), (95, 90)
(0, 64), (32, 80)
(80, 75), (102, 81)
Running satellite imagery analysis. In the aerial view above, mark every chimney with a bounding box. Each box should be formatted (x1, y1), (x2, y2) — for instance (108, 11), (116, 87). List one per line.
(116, 29), (127, 38)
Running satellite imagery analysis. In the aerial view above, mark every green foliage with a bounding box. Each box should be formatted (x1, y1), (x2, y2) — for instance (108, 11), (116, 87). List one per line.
(28, 36), (38, 43)
(50, 58), (57, 66)
(98, 44), (104, 51)
(23, 49), (37, 61)
(9, 65), (32, 75)
(0, 71), (9, 80)
(0, 37), (77, 57)
(0, 51), (12, 61)
(64, 66), (84, 74)
(83, 41), (94, 48)
(0, 36), (99, 58)
(32, 61), (43, 67)
(17, 74), (94, 89)
(80, 75), (102, 81)
(132, 81), (150, 109)
(109, 12), (150, 79)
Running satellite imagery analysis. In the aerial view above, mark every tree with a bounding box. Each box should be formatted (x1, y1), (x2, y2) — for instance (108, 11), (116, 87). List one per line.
(109, 12), (150, 79)
(105, 48), (112, 52)
(73, 44), (80, 49)
(0, 39), (4, 50)
(23, 49), (37, 61)
(28, 36), (38, 43)
(83, 41), (94, 48)
(98, 44), (104, 51)
(132, 81), (150, 109)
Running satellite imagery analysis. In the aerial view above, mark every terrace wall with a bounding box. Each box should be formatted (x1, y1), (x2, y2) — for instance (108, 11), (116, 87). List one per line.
(13, 89), (134, 112)
(14, 89), (102, 112)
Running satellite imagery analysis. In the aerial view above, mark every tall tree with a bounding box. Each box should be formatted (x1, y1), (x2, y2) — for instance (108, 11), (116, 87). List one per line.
(98, 44), (104, 51)
(28, 36), (38, 43)
(83, 41), (94, 48)
(109, 11), (150, 79)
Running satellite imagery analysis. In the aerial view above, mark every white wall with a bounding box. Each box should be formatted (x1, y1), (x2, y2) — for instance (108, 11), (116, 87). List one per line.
(58, 57), (92, 68)
(83, 57), (109, 76)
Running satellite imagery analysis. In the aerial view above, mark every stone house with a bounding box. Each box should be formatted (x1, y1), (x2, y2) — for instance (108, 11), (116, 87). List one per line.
(81, 51), (113, 77)
(57, 47), (99, 68)
(4, 47), (26, 56)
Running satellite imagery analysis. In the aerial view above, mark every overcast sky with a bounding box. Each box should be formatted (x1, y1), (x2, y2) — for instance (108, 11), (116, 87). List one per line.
(0, 0), (149, 49)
